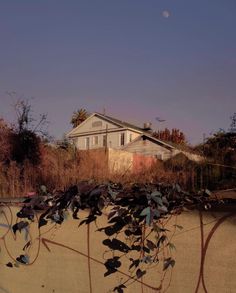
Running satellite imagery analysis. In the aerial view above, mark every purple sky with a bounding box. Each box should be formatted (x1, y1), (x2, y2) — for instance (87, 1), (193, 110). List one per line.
(0, 0), (235, 145)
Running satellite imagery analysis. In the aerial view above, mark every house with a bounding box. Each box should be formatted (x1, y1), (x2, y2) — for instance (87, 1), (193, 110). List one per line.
(122, 134), (203, 162)
(122, 134), (175, 161)
(67, 113), (203, 170)
(67, 112), (150, 150)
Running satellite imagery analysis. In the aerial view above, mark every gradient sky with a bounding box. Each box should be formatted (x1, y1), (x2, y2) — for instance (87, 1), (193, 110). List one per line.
(0, 0), (235, 144)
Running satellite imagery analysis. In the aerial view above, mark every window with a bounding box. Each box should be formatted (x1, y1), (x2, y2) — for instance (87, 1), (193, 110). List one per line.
(120, 133), (125, 146)
(92, 121), (102, 128)
(93, 136), (99, 145)
(129, 133), (133, 142)
(103, 135), (107, 147)
(85, 137), (90, 149)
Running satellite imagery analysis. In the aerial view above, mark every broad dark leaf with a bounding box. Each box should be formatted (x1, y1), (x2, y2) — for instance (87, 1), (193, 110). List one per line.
(136, 269), (146, 279)
(131, 244), (141, 252)
(104, 257), (121, 269)
(146, 239), (156, 251)
(103, 238), (130, 253)
(12, 221), (29, 234)
(104, 267), (117, 277)
(124, 229), (132, 236)
(16, 254), (29, 265)
(163, 258), (175, 271)
(104, 221), (126, 236)
(38, 218), (48, 229)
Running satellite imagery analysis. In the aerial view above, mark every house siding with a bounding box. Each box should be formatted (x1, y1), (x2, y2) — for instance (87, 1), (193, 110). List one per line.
(108, 149), (133, 173)
(72, 126), (141, 150)
(123, 138), (172, 160)
(70, 115), (120, 136)
(126, 130), (140, 144)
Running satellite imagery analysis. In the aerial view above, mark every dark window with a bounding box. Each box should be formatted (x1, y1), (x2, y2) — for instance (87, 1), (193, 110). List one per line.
(103, 135), (107, 147)
(120, 133), (125, 146)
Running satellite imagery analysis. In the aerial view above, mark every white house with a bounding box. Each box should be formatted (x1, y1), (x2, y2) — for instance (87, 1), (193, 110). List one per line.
(67, 112), (203, 163)
(67, 112), (147, 150)
(122, 134), (203, 162)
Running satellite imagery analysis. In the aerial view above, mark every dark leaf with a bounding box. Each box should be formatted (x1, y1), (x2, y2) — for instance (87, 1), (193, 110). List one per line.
(108, 210), (117, 220)
(131, 244), (141, 252)
(104, 257), (121, 276)
(38, 218), (48, 229)
(124, 229), (132, 236)
(146, 239), (156, 251)
(23, 241), (31, 251)
(129, 258), (140, 270)
(163, 258), (175, 271)
(157, 235), (166, 247)
(103, 239), (112, 246)
(103, 238), (130, 253)
(104, 256), (121, 269)
(104, 267), (117, 277)
(108, 216), (124, 224)
(136, 269), (146, 279)
(16, 254), (29, 264)
(113, 284), (126, 293)
(12, 221), (29, 234)
(104, 221), (126, 236)
(142, 246), (150, 253)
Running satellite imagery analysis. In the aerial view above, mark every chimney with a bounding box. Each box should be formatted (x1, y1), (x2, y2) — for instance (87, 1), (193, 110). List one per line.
(143, 122), (152, 131)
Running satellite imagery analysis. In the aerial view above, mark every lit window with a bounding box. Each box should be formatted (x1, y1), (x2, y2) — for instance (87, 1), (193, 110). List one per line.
(93, 136), (98, 145)
(85, 137), (90, 149)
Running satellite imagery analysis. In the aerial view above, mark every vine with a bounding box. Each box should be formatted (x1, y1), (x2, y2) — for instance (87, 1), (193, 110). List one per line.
(0, 182), (225, 292)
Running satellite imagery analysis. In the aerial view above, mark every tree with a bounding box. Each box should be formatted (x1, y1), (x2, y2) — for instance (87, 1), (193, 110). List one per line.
(152, 128), (186, 144)
(0, 118), (12, 162)
(196, 131), (236, 164)
(10, 99), (48, 165)
(229, 113), (236, 133)
(70, 108), (89, 128)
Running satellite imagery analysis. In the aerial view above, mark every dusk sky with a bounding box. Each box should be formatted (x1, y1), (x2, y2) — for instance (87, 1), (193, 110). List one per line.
(0, 0), (235, 144)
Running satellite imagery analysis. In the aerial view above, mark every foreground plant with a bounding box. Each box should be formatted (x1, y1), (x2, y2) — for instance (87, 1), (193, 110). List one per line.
(3, 181), (223, 292)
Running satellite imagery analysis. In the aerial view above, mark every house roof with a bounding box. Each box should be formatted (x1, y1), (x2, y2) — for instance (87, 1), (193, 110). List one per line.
(67, 112), (147, 137)
(94, 112), (146, 133)
(122, 133), (175, 151)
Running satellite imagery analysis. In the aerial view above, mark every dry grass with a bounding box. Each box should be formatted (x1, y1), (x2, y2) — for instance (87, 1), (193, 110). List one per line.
(1, 141), (230, 197)
(0, 144), (179, 197)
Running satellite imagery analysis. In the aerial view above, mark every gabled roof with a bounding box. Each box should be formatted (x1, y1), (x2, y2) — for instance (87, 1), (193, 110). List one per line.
(94, 112), (145, 133)
(67, 112), (146, 137)
(122, 133), (175, 151)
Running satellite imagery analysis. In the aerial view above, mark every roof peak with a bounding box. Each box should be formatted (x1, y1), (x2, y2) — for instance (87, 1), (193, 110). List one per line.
(94, 112), (150, 133)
